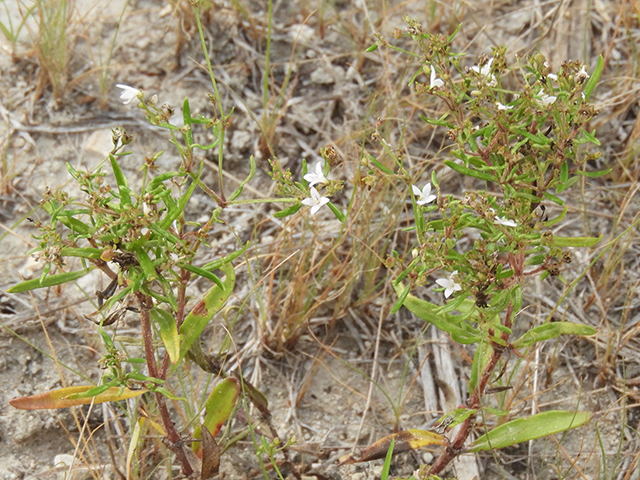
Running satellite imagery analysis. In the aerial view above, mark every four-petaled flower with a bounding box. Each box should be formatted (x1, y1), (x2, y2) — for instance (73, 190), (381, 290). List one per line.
(116, 84), (142, 105)
(412, 183), (437, 206)
(435, 270), (462, 298)
(303, 162), (328, 187)
(496, 102), (513, 110)
(302, 187), (330, 215)
(429, 65), (444, 89)
(471, 58), (497, 87)
(494, 215), (517, 227)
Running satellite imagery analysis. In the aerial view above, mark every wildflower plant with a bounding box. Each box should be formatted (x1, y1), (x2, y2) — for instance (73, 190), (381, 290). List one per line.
(5, 4), (315, 477)
(342, 18), (607, 475)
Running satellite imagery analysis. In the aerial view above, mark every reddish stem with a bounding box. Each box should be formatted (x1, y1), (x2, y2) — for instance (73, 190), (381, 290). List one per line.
(136, 292), (194, 476)
(429, 302), (514, 476)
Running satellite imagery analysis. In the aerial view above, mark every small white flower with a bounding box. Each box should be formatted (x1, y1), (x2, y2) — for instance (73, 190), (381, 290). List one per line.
(494, 215), (517, 227)
(429, 65), (444, 89)
(471, 58), (497, 87)
(116, 84), (142, 105)
(435, 270), (462, 298)
(537, 92), (557, 106)
(302, 187), (330, 215)
(496, 102), (513, 110)
(547, 73), (558, 81)
(412, 183), (437, 206)
(303, 162), (328, 187)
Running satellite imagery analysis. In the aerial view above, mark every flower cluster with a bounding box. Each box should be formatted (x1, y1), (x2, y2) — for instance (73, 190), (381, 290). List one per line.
(302, 162), (330, 215)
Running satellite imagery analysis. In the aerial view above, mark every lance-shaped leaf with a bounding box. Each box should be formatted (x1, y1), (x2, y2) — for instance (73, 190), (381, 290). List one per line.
(178, 262), (235, 363)
(552, 235), (602, 247)
(469, 410), (592, 452)
(151, 308), (180, 364)
(193, 378), (240, 456)
(7, 268), (94, 293)
(394, 283), (481, 344)
(513, 322), (596, 349)
(339, 429), (447, 465)
(10, 385), (146, 410)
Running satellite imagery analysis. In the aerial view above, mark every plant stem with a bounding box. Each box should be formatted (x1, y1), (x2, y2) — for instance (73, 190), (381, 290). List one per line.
(429, 301), (514, 476)
(136, 292), (194, 476)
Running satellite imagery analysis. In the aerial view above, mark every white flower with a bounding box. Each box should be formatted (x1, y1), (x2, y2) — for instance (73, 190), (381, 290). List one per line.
(116, 84), (142, 105)
(302, 187), (330, 215)
(494, 215), (517, 227)
(435, 270), (462, 298)
(471, 58), (497, 87)
(429, 65), (444, 89)
(547, 73), (558, 81)
(412, 183), (436, 206)
(496, 102), (513, 110)
(303, 162), (328, 187)
(537, 92), (557, 106)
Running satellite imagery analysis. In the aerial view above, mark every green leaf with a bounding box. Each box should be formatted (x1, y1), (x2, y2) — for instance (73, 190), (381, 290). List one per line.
(178, 262), (235, 363)
(9, 385), (146, 410)
(182, 97), (194, 146)
(391, 284), (411, 314)
(59, 247), (102, 259)
(274, 203), (302, 218)
(469, 410), (592, 452)
(151, 308), (180, 364)
(229, 156), (256, 201)
(552, 234), (602, 247)
(444, 160), (498, 183)
(470, 339), (491, 393)
(420, 113), (455, 128)
(513, 322), (597, 349)
(583, 55), (603, 101)
(135, 248), (156, 282)
(179, 263), (224, 290)
(7, 268), (94, 293)
(327, 202), (345, 222)
(109, 154), (132, 206)
(368, 154), (395, 175)
(394, 284), (481, 344)
(193, 377), (241, 455)
(201, 241), (250, 271)
(365, 43), (378, 52)
(576, 168), (611, 178)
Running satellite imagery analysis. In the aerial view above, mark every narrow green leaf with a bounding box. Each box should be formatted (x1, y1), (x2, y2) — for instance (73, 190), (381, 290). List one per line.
(7, 268), (94, 293)
(274, 203), (302, 218)
(513, 322), (596, 349)
(576, 168), (611, 178)
(151, 308), (180, 364)
(109, 154), (132, 206)
(327, 202), (345, 222)
(394, 284), (481, 344)
(444, 160), (498, 183)
(182, 97), (194, 146)
(470, 339), (491, 393)
(178, 262), (235, 362)
(59, 247), (102, 259)
(229, 156), (256, 201)
(420, 113), (455, 128)
(368, 154), (394, 175)
(365, 43), (378, 52)
(391, 284), (411, 314)
(201, 242), (250, 271)
(583, 55), (603, 101)
(135, 248), (156, 282)
(179, 263), (224, 290)
(469, 410), (592, 452)
(552, 234), (602, 247)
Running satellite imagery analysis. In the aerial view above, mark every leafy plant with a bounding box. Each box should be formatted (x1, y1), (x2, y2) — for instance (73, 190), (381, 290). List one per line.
(339, 17), (605, 475)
